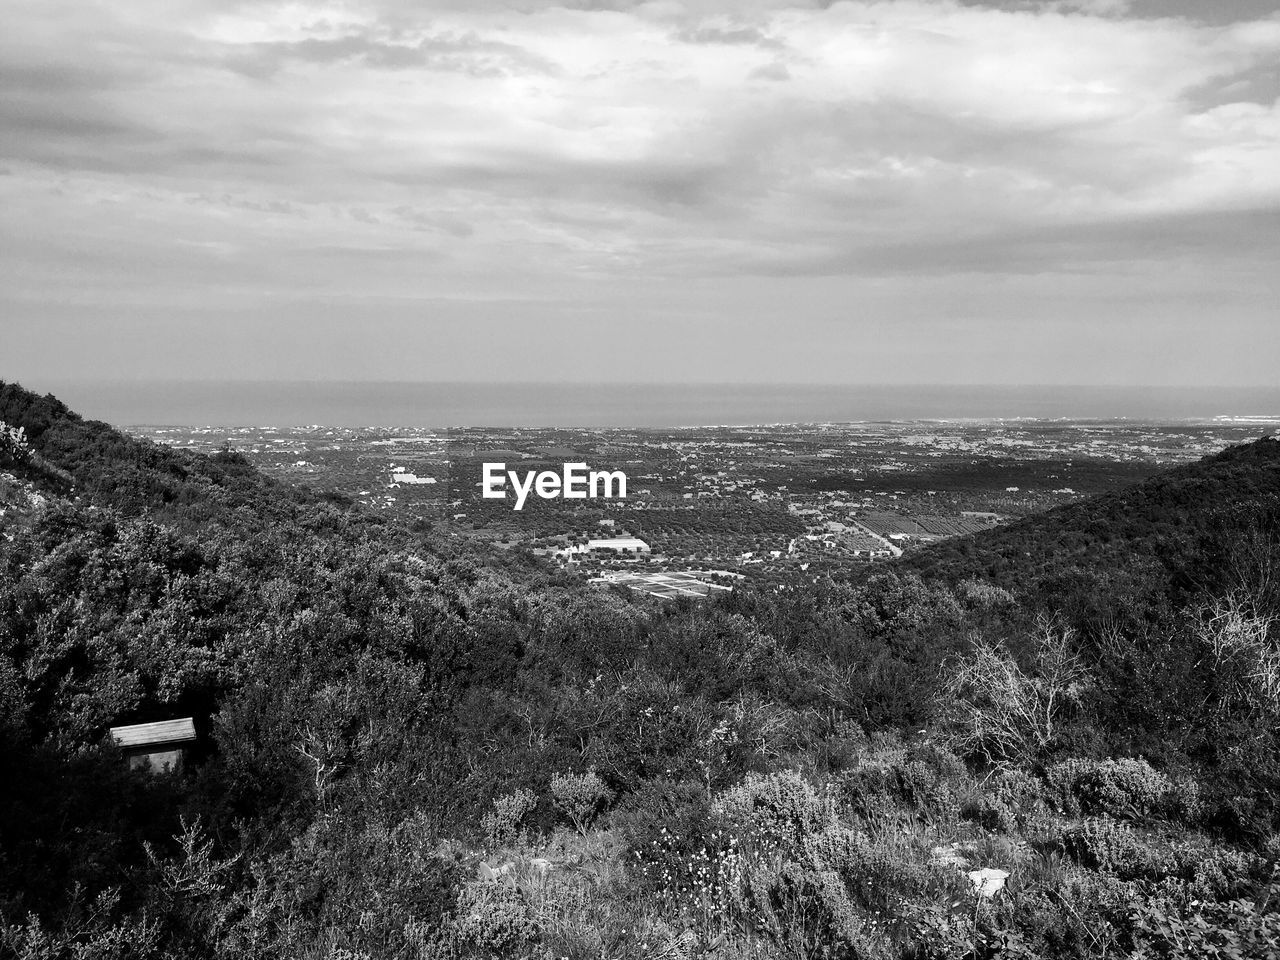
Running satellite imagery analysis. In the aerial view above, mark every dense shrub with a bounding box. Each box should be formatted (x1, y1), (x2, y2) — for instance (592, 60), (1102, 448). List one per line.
(1129, 895), (1280, 960)
(1061, 818), (1166, 880)
(1047, 758), (1175, 819)
(549, 771), (613, 836)
(729, 851), (893, 960)
(452, 880), (540, 958)
(713, 770), (831, 844)
(482, 789), (538, 847)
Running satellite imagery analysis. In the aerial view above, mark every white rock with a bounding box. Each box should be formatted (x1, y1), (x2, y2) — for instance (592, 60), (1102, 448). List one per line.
(967, 867), (1009, 898)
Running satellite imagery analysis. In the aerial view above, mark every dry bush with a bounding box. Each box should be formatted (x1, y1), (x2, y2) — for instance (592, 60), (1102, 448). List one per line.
(940, 620), (1087, 768)
(1195, 595), (1280, 720)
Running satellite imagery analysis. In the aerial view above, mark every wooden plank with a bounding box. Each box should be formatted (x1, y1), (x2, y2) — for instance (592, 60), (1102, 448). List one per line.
(109, 718), (196, 748)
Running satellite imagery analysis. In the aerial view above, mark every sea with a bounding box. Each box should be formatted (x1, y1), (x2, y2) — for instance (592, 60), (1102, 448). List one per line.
(20, 380), (1280, 429)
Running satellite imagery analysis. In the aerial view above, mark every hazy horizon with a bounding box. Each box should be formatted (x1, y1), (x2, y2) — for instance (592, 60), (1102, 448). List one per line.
(17, 379), (1280, 429)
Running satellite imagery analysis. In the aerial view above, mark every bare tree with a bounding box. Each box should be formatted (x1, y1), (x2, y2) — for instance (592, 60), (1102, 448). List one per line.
(1195, 594), (1280, 721)
(940, 619), (1087, 767)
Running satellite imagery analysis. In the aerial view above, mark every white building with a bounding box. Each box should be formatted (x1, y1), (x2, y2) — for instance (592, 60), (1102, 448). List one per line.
(556, 536), (652, 561)
(587, 537), (650, 555)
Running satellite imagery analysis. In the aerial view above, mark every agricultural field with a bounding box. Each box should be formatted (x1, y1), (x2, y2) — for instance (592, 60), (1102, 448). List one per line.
(590, 569), (737, 599)
(128, 418), (1274, 590)
(857, 511), (1000, 541)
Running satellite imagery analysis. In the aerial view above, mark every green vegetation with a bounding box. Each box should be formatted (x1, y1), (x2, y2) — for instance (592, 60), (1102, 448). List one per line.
(1, 380), (1278, 959)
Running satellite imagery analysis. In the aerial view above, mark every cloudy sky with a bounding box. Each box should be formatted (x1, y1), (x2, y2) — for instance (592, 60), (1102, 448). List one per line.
(2, 0), (1278, 387)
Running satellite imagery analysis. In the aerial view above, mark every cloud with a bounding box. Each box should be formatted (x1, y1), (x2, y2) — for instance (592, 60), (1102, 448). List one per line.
(743, 205), (1280, 278)
(2, 0), (1279, 303)
(673, 22), (786, 47)
(225, 30), (560, 79)
(749, 61), (792, 80)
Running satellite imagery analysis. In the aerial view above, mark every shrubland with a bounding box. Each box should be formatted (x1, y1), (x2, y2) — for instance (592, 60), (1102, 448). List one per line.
(1, 381), (1279, 959)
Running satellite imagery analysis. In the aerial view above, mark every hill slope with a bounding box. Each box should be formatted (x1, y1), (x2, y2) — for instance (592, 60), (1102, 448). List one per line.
(904, 436), (1280, 614)
(1, 379), (334, 527)
(2, 385), (1279, 959)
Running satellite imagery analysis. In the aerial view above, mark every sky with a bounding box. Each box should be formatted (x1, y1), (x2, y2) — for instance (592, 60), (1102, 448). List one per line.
(2, 0), (1278, 387)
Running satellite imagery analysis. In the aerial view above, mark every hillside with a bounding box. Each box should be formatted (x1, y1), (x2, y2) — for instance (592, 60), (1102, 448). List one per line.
(0, 380), (336, 527)
(1, 384), (1278, 960)
(903, 436), (1280, 618)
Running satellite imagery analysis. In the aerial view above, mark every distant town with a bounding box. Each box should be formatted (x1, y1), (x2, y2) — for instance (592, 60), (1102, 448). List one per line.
(130, 418), (1275, 597)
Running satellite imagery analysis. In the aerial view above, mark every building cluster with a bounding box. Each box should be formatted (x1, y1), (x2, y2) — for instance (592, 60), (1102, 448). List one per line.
(555, 537), (652, 561)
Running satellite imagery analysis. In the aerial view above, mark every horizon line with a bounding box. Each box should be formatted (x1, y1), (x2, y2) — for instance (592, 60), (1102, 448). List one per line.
(11, 378), (1280, 392)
